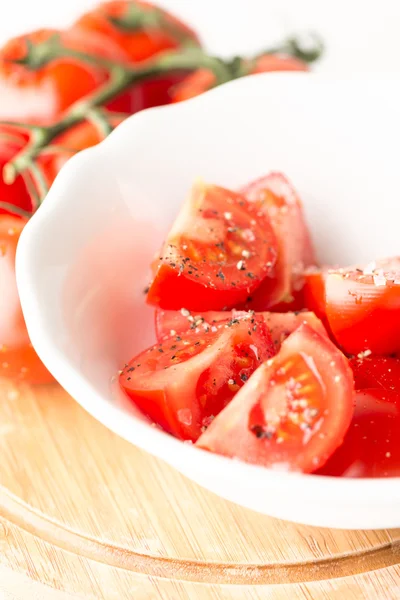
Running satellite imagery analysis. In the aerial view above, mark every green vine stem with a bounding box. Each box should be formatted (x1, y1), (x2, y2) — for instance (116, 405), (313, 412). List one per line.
(0, 31), (323, 213)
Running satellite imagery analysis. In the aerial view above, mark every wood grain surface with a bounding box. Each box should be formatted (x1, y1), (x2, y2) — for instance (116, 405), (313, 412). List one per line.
(0, 379), (398, 599)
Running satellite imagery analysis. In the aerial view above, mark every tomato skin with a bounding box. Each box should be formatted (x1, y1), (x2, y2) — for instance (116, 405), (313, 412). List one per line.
(155, 308), (327, 351)
(0, 28), (126, 124)
(0, 216), (53, 384)
(325, 259), (400, 356)
(120, 315), (274, 441)
(349, 356), (400, 392)
(147, 182), (278, 311)
(171, 69), (217, 103)
(196, 324), (354, 473)
(240, 173), (316, 311)
(250, 54), (308, 74)
(317, 389), (400, 478)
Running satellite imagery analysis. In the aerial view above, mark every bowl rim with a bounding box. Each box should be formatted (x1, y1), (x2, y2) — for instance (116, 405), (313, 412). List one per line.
(16, 71), (400, 497)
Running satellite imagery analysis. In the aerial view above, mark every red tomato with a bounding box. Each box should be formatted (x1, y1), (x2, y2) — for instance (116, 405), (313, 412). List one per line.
(0, 216), (53, 384)
(317, 389), (400, 477)
(301, 267), (327, 321)
(325, 258), (400, 356)
(155, 307), (327, 351)
(75, 0), (199, 64)
(120, 315), (274, 441)
(146, 182), (278, 311)
(240, 172), (316, 311)
(250, 54), (309, 74)
(0, 126), (33, 216)
(349, 356), (400, 392)
(196, 324), (354, 473)
(75, 0), (200, 113)
(171, 54), (308, 104)
(0, 28), (126, 124)
(42, 112), (128, 182)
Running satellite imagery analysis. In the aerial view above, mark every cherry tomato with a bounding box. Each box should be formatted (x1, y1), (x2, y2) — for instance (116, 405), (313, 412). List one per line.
(120, 314), (274, 441)
(325, 258), (400, 356)
(196, 324), (354, 473)
(349, 356), (400, 392)
(240, 172), (316, 311)
(0, 28), (126, 124)
(0, 126), (33, 216)
(0, 216), (52, 384)
(171, 54), (308, 104)
(301, 267), (327, 321)
(76, 0), (200, 113)
(75, 0), (199, 63)
(41, 112), (128, 182)
(147, 181), (278, 311)
(155, 307), (327, 351)
(317, 389), (400, 477)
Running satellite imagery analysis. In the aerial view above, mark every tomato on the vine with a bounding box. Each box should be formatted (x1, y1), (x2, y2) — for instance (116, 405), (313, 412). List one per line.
(0, 28), (126, 124)
(317, 389), (400, 477)
(350, 356), (400, 392)
(76, 0), (200, 112)
(147, 181), (278, 311)
(197, 324), (354, 472)
(0, 216), (52, 384)
(120, 315), (274, 441)
(0, 126), (33, 216)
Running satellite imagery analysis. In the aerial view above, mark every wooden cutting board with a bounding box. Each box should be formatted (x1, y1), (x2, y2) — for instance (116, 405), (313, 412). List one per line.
(0, 379), (398, 600)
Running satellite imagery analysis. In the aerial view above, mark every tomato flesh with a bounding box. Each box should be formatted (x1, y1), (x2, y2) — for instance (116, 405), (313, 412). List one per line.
(240, 172), (316, 311)
(325, 258), (400, 355)
(317, 389), (400, 477)
(196, 324), (354, 472)
(147, 182), (278, 311)
(155, 307), (327, 352)
(120, 315), (274, 441)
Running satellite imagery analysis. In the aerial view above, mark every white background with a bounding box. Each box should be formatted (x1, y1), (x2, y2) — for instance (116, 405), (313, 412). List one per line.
(1, 0), (400, 74)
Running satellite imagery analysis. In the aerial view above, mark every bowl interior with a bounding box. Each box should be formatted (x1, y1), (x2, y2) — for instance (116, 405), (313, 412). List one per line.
(18, 74), (400, 453)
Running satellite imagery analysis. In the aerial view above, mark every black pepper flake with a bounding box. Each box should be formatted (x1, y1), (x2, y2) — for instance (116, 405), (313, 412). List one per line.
(127, 376), (131, 381)
(170, 345), (177, 350)
(251, 425), (273, 440)
(158, 348), (164, 353)
(176, 336), (182, 341)
(356, 268), (363, 273)
(127, 367), (135, 372)
(246, 272), (255, 279)
(143, 286), (149, 294)
(248, 330), (252, 336)
(240, 373), (249, 382)
(216, 271), (225, 280)
(246, 296), (253, 302)
(227, 318), (240, 327)
(294, 311), (300, 316)
(171, 355), (177, 359)
(194, 341), (201, 346)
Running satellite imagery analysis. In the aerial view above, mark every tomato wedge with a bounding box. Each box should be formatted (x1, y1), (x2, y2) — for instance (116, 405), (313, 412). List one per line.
(350, 356), (400, 392)
(325, 258), (400, 355)
(317, 389), (400, 477)
(155, 307), (327, 351)
(196, 324), (354, 472)
(120, 315), (274, 442)
(240, 172), (316, 310)
(147, 182), (278, 311)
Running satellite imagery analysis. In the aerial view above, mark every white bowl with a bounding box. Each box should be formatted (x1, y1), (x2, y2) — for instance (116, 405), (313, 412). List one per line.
(16, 73), (400, 529)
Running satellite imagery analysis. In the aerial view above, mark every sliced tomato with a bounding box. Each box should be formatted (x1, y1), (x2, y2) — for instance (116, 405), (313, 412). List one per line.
(155, 307), (327, 351)
(240, 172), (316, 311)
(301, 267), (326, 320)
(325, 258), (400, 355)
(349, 356), (400, 392)
(317, 389), (400, 477)
(147, 182), (278, 311)
(120, 315), (274, 441)
(196, 324), (354, 472)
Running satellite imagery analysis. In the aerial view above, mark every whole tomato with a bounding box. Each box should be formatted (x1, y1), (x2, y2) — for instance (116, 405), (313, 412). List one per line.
(171, 54), (309, 103)
(0, 28), (126, 124)
(0, 215), (53, 384)
(75, 0), (200, 112)
(0, 126), (33, 216)
(41, 111), (128, 181)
